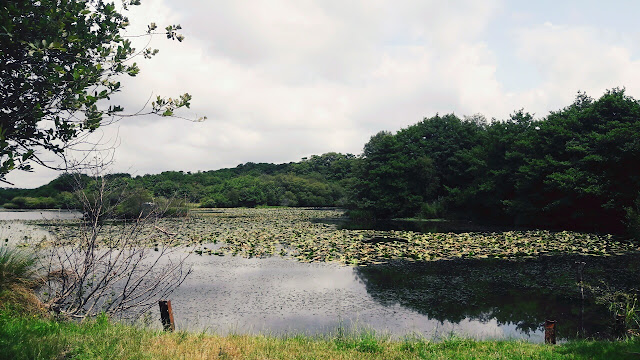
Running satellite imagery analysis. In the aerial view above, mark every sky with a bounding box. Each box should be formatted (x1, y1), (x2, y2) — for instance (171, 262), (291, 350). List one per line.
(6, 0), (640, 188)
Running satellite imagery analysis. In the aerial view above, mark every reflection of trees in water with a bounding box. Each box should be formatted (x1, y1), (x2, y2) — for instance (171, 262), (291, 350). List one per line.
(354, 255), (640, 339)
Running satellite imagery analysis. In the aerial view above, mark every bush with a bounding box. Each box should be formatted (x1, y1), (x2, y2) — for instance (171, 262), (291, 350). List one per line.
(625, 197), (640, 241)
(346, 209), (376, 221)
(199, 197), (219, 208)
(4, 196), (58, 209)
(113, 188), (154, 218)
(55, 192), (78, 209)
(419, 200), (444, 219)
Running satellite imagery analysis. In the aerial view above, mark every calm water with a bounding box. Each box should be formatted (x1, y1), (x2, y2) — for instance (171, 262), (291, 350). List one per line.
(0, 210), (82, 244)
(158, 251), (638, 342)
(0, 209), (81, 221)
(313, 217), (529, 233)
(3, 211), (637, 341)
(161, 253), (542, 340)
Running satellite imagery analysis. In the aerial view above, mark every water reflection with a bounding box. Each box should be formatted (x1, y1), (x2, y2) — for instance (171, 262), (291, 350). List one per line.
(354, 255), (640, 340)
(314, 217), (529, 233)
(148, 252), (639, 341)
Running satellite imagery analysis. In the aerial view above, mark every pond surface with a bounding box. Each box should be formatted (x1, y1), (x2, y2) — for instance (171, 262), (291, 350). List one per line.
(160, 251), (638, 342)
(3, 211), (638, 342)
(0, 209), (81, 221)
(162, 253), (540, 341)
(0, 210), (82, 245)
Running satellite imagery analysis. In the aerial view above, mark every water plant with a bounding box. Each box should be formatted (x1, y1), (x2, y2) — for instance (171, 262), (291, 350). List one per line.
(589, 285), (640, 338)
(36, 208), (640, 266)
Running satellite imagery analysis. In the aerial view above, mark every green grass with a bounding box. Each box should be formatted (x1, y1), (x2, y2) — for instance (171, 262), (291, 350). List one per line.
(0, 246), (44, 314)
(0, 246), (39, 291)
(1, 310), (640, 359)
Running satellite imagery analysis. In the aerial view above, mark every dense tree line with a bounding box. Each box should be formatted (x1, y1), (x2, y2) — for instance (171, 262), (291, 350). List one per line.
(0, 153), (358, 210)
(353, 89), (640, 236)
(2, 89), (638, 236)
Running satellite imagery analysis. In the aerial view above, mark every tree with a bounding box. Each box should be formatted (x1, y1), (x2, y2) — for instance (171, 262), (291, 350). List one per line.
(509, 89), (640, 233)
(354, 131), (436, 218)
(0, 0), (203, 184)
(40, 171), (191, 318)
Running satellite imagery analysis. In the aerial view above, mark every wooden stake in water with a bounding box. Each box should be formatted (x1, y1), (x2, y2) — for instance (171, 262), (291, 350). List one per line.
(545, 320), (556, 344)
(614, 314), (626, 338)
(159, 300), (175, 332)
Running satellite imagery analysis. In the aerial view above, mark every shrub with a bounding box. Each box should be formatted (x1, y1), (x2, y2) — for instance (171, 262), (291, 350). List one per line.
(419, 200), (444, 219)
(625, 197), (640, 241)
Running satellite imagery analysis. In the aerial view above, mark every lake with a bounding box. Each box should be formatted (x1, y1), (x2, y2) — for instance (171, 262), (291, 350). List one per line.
(0, 209), (82, 221)
(159, 251), (635, 342)
(2, 209), (637, 342)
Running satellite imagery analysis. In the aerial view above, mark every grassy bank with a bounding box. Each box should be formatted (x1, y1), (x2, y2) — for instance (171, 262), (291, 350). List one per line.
(1, 310), (640, 360)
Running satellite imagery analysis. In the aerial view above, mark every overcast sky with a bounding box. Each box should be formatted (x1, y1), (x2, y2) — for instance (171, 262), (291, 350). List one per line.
(7, 0), (640, 188)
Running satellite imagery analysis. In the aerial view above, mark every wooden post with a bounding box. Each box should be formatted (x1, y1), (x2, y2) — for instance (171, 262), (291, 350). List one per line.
(614, 314), (626, 338)
(575, 261), (586, 283)
(159, 300), (175, 332)
(575, 261), (586, 299)
(545, 320), (556, 344)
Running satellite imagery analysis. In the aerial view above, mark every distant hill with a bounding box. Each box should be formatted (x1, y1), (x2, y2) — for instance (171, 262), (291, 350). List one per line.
(0, 152), (358, 209)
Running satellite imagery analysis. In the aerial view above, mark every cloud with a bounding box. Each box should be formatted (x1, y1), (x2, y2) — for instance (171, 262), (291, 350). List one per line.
(6, 0), (640, 188)
(511, 22), (640, 115)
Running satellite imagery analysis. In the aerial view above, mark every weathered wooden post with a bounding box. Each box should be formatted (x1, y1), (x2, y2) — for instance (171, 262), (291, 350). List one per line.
(575, 261), (586, 337)
(544, 320), (556, 344)
(614, 314), (626, 338)
(159, 300), (175, 332)
(575, 261), (586, 299)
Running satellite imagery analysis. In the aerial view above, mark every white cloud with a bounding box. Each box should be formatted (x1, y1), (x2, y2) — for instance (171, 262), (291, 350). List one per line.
(511, 22), (640, 116)
(6, 0), (640, 188)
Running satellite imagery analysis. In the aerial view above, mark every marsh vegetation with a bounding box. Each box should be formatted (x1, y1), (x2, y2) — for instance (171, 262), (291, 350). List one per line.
(4, 207), (637, 341)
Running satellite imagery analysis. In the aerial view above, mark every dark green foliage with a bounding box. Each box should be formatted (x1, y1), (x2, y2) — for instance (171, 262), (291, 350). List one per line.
(503, 89), (640, 233)
(0, 153), (358, 210)
(625, 198), (640, 241)
(0, 0), (194, 184)
(354, 114), (485, 218)
(353, 89), (640, 237)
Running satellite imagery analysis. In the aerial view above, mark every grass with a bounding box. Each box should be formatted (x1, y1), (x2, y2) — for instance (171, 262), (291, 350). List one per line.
(0, 245), (38, 290)
(0, 246), (44, 314)
(1, 310), (640, 359)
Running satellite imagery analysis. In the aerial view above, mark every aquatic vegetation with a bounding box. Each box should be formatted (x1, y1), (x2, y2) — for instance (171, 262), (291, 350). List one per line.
(34, 208), (640, 266)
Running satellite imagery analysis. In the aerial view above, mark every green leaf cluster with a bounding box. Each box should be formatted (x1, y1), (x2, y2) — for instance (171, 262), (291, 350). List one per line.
(353, 88), (640, 236)
(0, 1), (193, 184)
